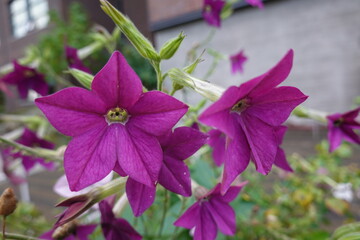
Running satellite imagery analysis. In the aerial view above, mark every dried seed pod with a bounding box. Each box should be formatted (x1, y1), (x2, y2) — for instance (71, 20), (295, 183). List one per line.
(0, 188), (17, 216)
(52, 220), (78, 240)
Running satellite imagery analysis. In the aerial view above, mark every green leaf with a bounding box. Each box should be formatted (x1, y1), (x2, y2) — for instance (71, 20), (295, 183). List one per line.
(332, 222), (360, 240)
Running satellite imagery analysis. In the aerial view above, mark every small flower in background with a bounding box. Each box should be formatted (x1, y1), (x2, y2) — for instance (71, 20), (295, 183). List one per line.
(40, 220), (97, 240)
(0, 148), (26, 185)
(36, 51), (188, 191)
(327, 107), (360, 152)
(199, 49), (307, 193)
(246, 0), (264, 9)
(126, 126), (208, 216)
(174, 182), (246, 240)
(230, 50), (247, 74)
(202, 0), (226, 27)
(1, 61), (48, 99)
(99, 200), (142, 240)
(8, 128), (55, 173)
(65, 46), (92, 74)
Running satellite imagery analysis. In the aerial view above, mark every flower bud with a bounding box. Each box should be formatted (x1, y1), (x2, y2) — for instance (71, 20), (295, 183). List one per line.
(100, 0), (160, 61)
(183, 56), (204, 74)
(159, 32), (185, 60)
(52, 220), (78, 240)
(0, 188), (17, 216)
(68, 68), (94, 89)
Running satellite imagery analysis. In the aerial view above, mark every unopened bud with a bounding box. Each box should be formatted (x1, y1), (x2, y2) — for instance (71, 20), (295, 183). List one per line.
(0, 188), (17, 216)
(183, 56), (204, 74)
(68, 68), (94, 89)
(52, 220), (78, 240)
(159, 32), (185, 60)
(100, 0), (160, 61)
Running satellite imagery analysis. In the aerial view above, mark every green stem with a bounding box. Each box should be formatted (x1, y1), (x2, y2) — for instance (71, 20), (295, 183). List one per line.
(93, 177), (127, 201)
(292, 106), (327, 124)
(171, 197), (188, 240)
(0, 137), (62, 162)
(2, 216), (5, 240)
(0, 232), (41, 240)
(157, 190), (169, 237)
(152, 61), (163, 91)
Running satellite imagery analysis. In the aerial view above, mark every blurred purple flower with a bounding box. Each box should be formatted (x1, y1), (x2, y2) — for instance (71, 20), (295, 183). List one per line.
(202, 0), (226, 27)
(230, 50), (247, 74)
(199, 50), (307, 193)
(327, 107), (360, 152)
(1, 61), (48, 99)
(99, 200), (142, 240)
(40, 222), (96, 240)
(246, 0), (264, 9)
(11, 128), (55, 172)
(0, 148), (26, 185)
(174, 182), (246, 240)
(65, 46), (91, 74)
(126, 126), (208, 216)
(36, 51), (188, 191)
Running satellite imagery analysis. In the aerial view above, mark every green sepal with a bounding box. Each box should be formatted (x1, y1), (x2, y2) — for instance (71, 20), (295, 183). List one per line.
(159, 32), (185, 60)
(68, 68), (94, 89)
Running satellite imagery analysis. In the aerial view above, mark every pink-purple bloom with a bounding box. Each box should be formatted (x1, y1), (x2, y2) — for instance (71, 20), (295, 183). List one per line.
(1, 61), (48, 99)
(174, 182), (246, 240)
(199, 50), (307, 193)
(230, 50), (247, 74)
(99, 200), (142, 240)
(35, 51), (188, 191)
(202, 0), (226, 27)
(246, 0), (264, 9)
(65, 46), (91, 74)
(10, 128), (55, 172)
(327, 107), (360, 152)
(40, 222), (97, 240)
(126, 126), (208, 216)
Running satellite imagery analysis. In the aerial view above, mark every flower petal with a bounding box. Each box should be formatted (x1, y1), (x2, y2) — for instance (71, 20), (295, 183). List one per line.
(126, 178), (156, 216)
(194, 204), (218, 240)
(129, 91), (188, 136)
(207, 199), (236, 235)
(64, 123), (117, 191)
(117, 124), (162, 187)
(158, 155), (191, 196)
(239, 115), (278, 175)
(30, 76), (49, 97)
(76, 224), (97, 240)
(221, 129), (250, 194)
(91, 51), (143, 109)
(274, 148), (293, 172)
(35, 87), (107, 137)
(248, 49), (294, 98)
(247, 86), (308, 126)
(174, 201), (200, 229)
(162, 126), (208, 160)
(328, 126), (343, 152)
(221, 183), (246, 203)
(208, 129), (226, 166)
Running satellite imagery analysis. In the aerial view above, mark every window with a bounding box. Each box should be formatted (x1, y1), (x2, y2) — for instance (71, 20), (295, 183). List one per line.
(8, 0), (49, 38)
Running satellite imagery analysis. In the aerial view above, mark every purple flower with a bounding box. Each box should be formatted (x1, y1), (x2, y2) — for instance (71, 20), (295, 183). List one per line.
(246, 0), (264, 9)
(0, 148), (26, 185)
(199, 50), (307, 193)
(99, 200), (142, 240)
(40, 222), (96, 240)
(230, 50), (247, 74)
(327, 107), (360, 152)
(207, 129), (226, 166)
(35, 51), (188, 191)
(202, 0), (226, 27)
(174, 182), (246, 240)
(11, 128), (55, 172)
(1, 61), (48, 99)
(65, 46), (91, 74)
(126, 126), (208, 216)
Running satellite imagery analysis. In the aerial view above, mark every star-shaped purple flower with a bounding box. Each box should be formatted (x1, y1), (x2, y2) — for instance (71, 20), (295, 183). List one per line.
(1, 61), (48, 99)
(99, 200), (142, 240)
(65, 46), (91, 74)
(230, 50), (247, 74)
(40, 222), (96, 240)
(246, 0), (264, 9)
(35, 51), (188, 191)
(10, 128), (55, 172)
(327, 107), (360, 152)
(199, 50), (307, 193)
(126, 126), (208, 216)
(174, 182), (246, 240)
(202, 0), (226, 27)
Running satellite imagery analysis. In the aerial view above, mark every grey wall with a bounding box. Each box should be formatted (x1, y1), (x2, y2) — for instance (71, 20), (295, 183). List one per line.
(154, 0), (360, 119)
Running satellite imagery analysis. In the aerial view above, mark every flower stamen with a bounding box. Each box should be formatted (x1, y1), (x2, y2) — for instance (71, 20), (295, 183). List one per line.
(106, 107), (128, 124)
(231, 99), (249, 113)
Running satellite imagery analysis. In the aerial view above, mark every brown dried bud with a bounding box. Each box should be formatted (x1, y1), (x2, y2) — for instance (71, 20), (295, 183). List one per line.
(52, 220), (78, 240)
(0, 188), (17, 216)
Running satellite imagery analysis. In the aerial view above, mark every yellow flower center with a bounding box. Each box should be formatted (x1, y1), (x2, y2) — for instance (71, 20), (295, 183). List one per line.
(23, 70), (35, 78)
(106, 107), (128, 124)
